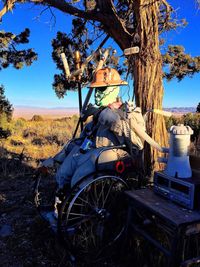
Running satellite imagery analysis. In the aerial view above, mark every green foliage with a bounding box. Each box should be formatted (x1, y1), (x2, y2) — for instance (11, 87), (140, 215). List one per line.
(0, 112), (11, 139)
(196, 103), (200, 113)
(0, 85), (13, 139)
(165, 113), (200, 142)
(182, 113), (200, 141)
(0, 0), (193, 100)
(52, 20), (125, 98)
(163, 45), (200, 81)
(0, 85), (13, 121)
(50, 2), (190, 97)
(0, 28), (37, 137)
(52, 26), (95, 98)
(165, 115), (181, 130)
(0, 29), (37, 70)
(30, 115), (44, 121)
(0, 112), (8, 128)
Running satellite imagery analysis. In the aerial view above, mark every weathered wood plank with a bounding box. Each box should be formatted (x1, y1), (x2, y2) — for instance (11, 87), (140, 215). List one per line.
(126, 189), (200, 227)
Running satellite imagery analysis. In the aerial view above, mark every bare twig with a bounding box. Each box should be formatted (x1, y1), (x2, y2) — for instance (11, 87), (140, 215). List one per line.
(0, 0), (16, 20)
(160, 0), (173, 23)
(49, 6), (56, 28)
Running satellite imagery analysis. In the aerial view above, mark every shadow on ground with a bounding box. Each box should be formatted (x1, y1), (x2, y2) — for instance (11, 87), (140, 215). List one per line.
(0, 148), (128, 267)
(0, 147), (179, 267)
(0, 148), (74, 267)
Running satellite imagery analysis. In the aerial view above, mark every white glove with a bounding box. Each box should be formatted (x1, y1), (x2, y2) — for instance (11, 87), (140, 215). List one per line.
(42, 157), (54, 168)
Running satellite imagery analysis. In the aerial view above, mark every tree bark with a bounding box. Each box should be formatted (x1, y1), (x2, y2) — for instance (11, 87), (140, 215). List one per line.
(133, 0), (168, 177)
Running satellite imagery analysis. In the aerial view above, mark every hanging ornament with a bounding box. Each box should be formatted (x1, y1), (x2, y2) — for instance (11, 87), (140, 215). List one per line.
(85, 0), (97, 11)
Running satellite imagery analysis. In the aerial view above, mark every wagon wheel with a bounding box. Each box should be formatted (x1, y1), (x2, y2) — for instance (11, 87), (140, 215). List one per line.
(33, 172), (57, 212)
(58, 175), (128, 262)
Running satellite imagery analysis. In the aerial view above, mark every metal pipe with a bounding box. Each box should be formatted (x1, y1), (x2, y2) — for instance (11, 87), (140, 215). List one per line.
(73, 87), (93, 138)
(73, 118), (81, 139)
(74, 51), (83, 131)
(78, 82), (83, 131)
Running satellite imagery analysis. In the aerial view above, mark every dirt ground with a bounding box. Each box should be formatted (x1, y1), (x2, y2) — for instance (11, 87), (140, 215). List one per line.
(0, 158), (73, 267)
(1, 152), (200, 267)
(0, 158), (125, 267)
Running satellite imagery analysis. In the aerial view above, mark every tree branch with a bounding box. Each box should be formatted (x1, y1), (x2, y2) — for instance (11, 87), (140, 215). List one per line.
(0, 0), (102, 21)
(160, 0), (173, 22)
(0, 0), (16, 20)
(0, 0), (132, 50)
(36, 0), (103, 21)
(96, 0), (132, 49)
(161, 0), (172, 12)
(36, 0), (132, 49)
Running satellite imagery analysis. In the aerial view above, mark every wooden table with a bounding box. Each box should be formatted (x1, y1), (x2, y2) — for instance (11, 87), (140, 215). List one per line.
(126, 188), (200, 267)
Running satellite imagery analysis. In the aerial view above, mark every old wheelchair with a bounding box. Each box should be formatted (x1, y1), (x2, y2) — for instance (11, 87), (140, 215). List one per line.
(33, 142), (144, 262)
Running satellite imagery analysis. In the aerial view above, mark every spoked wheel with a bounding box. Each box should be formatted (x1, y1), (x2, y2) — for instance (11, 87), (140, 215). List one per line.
(34, 172), (57, 212)
(58, 175), (128, 262)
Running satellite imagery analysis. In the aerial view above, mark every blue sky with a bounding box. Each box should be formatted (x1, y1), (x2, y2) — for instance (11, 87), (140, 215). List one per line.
(0, 0), (200, 108)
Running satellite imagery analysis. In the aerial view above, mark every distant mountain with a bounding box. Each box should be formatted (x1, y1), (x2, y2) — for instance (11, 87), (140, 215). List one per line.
(13, 105), (196, 119)
(13, 105), (79, 119)
(164, 107), (196, 114)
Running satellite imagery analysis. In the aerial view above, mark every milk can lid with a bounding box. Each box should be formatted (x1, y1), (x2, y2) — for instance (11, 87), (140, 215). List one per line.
(170, 124), (193, 135)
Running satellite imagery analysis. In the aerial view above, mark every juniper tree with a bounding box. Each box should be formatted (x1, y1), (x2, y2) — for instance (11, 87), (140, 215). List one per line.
(0, 26), (37, 137)
(0, 85), (13, 121)
(0, 28), (37, 70)
(197, 103), (200, 113)
(1, 0), (200, 173)
(0, 84), (13, 138)
(163, 45), (200, 81)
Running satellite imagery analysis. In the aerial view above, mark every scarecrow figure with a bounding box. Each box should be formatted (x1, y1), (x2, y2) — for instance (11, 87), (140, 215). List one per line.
(42, 67), (145, 217)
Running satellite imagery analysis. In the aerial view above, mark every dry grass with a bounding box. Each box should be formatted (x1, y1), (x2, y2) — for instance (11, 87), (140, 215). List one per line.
(1, 114), (200, 267)
(1, 116), (79, 162)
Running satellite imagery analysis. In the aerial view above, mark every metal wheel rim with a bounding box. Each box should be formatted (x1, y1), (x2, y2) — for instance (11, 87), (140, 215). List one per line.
(59, 175), (128, 260)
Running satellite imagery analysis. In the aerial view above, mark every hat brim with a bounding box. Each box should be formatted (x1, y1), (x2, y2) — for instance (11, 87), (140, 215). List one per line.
(89, 80), (128, 88)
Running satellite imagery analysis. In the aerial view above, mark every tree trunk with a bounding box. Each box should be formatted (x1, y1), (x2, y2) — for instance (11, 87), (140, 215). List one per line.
(133, 0), (168, 177)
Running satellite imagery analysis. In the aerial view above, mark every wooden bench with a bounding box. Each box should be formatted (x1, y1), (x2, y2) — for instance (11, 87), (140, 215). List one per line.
(126, 188), (200, 267)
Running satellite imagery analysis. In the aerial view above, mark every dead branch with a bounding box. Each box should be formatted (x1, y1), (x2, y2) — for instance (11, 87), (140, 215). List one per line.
(36, 0), (103, 21)
(95, 0), (132, 49)
(0, 0), (16, 20)
(0, 0), (132, 49)
(160, 0), (173, 22)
